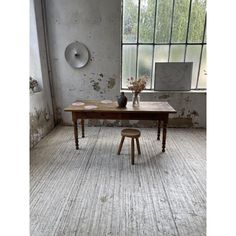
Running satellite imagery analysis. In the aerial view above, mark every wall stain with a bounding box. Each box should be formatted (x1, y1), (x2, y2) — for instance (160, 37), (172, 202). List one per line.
(180, 108), (185, 117)
(158, 94), (170, 99)
(85, 114), (200, 128)
(30, 106), (53, 148)
(107, 78), (116, 89)
(103, 120), (115, 127)
(187, 112), (192, 118)
(89, 78), (101, 92)
(136, 120), (156, 128)
(69, 88), (76, 91)
(56, 107), (62, 123)
(168, 117), (193, 128)
(91, 81), (101, 91)
(191, 110), (199, 116)
(88, 119), (102, 126)
(184, 96), (191, 103)
(85, 117), (196, 128)
(102, 120), (120, 127)
(120, 120), (132, 127)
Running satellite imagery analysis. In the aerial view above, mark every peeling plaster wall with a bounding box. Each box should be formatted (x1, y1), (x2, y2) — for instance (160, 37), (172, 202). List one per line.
(30, 0), (54, 148)
(45, 0), (206, 128)
(30, 92), (54, 148)
(45, 0), (121, 124)
(129, 91), (206, 128)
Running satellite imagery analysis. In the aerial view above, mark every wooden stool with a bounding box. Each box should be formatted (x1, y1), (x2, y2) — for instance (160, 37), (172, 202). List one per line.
(117, 128), (141, 165)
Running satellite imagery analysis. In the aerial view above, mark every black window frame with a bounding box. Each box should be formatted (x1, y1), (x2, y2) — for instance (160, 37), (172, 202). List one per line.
(121, 0), (207, 91)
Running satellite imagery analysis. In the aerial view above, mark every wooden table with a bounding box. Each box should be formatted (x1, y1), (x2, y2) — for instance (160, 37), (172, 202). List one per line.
(64, 100), (176, 152)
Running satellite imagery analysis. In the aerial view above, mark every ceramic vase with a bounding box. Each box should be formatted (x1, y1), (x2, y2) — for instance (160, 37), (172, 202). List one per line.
(117, 92), (127, 108)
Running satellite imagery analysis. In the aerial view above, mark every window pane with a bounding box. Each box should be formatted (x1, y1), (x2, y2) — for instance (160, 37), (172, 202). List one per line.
(139, 0), (156, 43)
(152, 45), (169, 87)
(188, 0), (206, 43)
(137, 45), (153, 89)
(155, 0), (173, 43)
(154, 45), (169, 62)
(198, 45), (207, 88)
(122, 45), (137, 88)
(185, 45), (201, 88)
(169, 45), (185, 62)
(172, 0), (190, 43)
(123, 0), (139, 43)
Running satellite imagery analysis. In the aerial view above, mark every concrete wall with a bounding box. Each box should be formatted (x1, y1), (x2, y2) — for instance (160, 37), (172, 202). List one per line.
(30, 0), (54, 148)
(45, 0), (206, 128)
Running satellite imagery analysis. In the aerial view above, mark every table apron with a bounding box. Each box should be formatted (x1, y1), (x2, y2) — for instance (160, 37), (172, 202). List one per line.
(72, 112), (169, 121)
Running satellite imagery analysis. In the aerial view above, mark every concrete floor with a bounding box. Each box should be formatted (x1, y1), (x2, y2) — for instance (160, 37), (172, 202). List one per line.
(30, 126), (206, 236)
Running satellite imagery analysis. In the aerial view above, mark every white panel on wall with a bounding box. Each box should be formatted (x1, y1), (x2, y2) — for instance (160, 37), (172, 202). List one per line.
(154, 62), (193, 91)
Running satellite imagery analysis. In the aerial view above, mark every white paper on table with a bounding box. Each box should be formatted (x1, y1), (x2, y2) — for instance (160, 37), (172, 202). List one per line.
(101, 100), (113, 104)
(72, 102), (85, 106)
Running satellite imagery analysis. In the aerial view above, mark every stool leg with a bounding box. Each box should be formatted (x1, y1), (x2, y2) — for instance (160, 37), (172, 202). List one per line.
(131, 138), (135, 165)
(136, 138), (141, 155)
(117, 136), (125, 155)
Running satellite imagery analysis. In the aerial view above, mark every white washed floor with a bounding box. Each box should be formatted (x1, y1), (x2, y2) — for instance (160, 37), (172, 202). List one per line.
(30, 126), (206, 236)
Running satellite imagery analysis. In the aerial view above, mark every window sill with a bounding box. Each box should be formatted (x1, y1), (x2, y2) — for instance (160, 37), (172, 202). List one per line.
(30, 90), (43, 96)
(120, 89), (207, 94)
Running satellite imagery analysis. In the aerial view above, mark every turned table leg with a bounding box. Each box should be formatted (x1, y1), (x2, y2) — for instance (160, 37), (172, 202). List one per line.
(81, 119), (85, 138)
(72, 113), (79, 150)
(157, 120), (161, 140)
(162, 120), (167, 152)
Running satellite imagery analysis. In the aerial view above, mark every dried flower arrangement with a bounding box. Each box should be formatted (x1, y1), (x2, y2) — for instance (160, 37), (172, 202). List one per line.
(127, 75), (148, 94)
(30, 77), (38, 89)
(30, 77), (40, 93)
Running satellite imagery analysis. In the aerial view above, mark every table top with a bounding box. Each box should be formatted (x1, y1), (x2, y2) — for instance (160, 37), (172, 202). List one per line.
(64, 100), (176, 114)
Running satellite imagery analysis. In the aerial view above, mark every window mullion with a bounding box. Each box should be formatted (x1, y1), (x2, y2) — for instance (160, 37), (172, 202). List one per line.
(184, 0), (193, 62)
(150, 0), (158, 89)
(121, 0), (123, 89)
(196, 13), (207, 89)
(168, 0), (176, 62)
(135, 0), (141, 81)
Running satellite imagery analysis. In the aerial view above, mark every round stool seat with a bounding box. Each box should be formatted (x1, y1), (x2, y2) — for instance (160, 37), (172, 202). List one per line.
(121, 128), (140, 138)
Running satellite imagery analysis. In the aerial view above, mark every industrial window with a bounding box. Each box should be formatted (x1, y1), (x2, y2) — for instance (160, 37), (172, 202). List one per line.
(121, 0), (207, 90)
